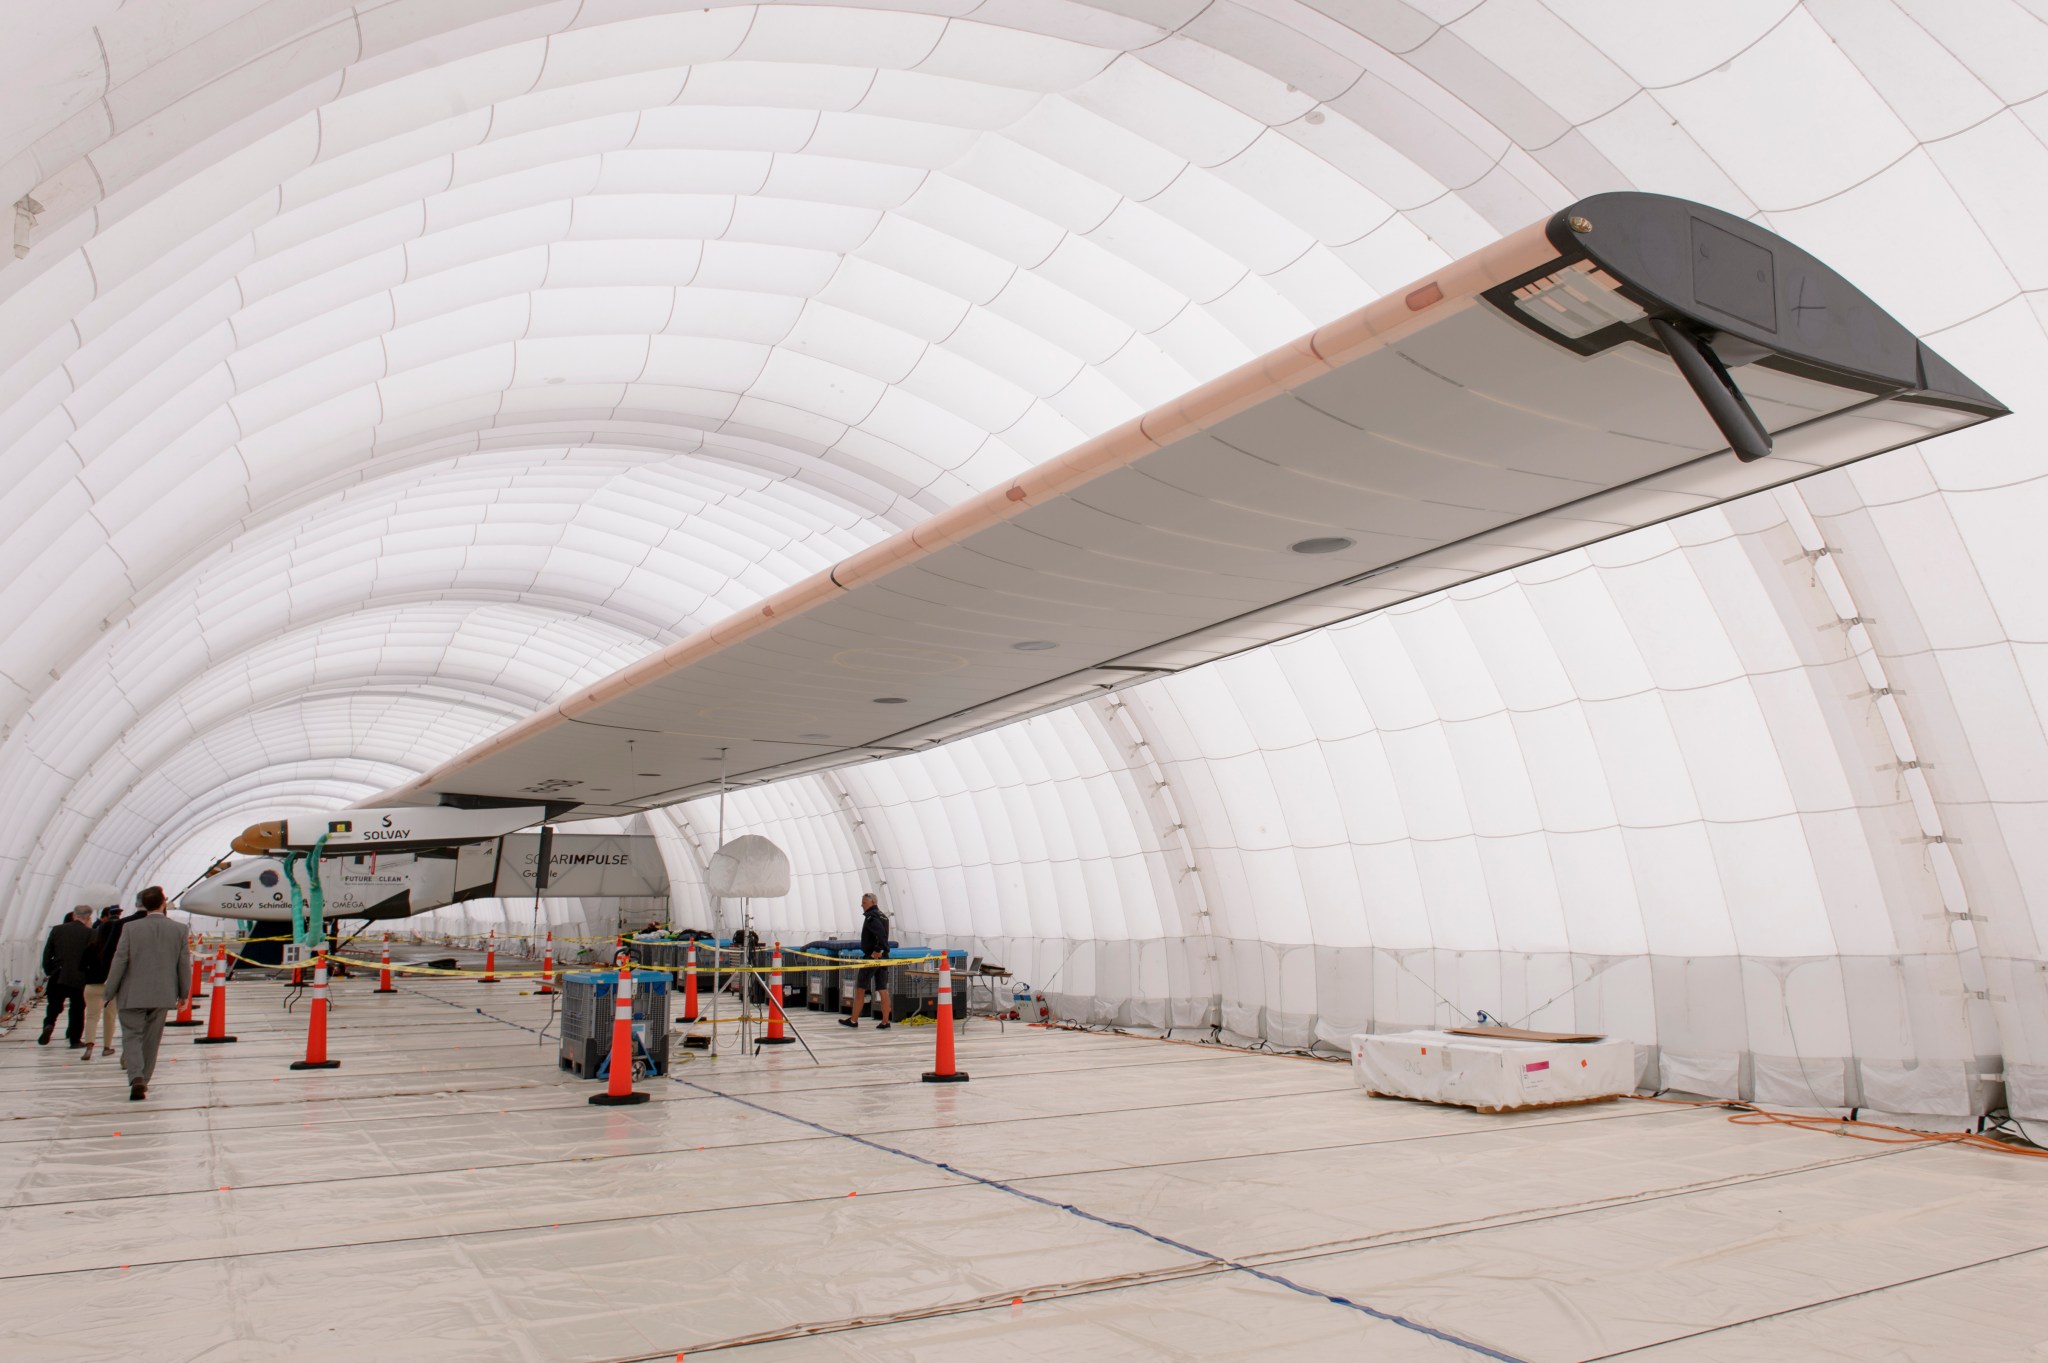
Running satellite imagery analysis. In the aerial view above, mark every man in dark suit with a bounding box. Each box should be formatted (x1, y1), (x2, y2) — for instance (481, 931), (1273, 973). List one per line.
(38, 906), (94, 1048)
(102, 886), (191, 1101)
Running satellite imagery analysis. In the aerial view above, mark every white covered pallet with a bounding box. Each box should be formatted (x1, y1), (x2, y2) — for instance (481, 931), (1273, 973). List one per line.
(1352, 1031), (1637, 1113)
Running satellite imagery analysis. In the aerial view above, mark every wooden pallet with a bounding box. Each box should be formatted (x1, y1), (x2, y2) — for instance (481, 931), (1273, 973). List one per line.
(1364, 1088), (1624, 1115)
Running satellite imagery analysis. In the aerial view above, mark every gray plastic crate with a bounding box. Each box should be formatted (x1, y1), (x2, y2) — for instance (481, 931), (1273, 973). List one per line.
(559, 970), (671, 1079)
(630, 940), (680, 971)
(889, 952), (969, 1020)
(770, 947), (809, 1012)
(807, 956), (839, 1012)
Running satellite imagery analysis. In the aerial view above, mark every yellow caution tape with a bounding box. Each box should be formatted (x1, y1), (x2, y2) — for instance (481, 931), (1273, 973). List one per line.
(220, 948), (950, 980)
(199, 932), (918, 953)
(200, 931), (633, 948)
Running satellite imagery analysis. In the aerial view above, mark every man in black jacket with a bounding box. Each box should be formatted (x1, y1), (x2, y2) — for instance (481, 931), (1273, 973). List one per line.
(38, 906), (94, 1048)
(839, 894), (892, 1031)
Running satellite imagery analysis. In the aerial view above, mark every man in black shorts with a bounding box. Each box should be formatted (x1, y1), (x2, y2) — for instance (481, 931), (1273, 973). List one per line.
(840, 893), (892, 1030)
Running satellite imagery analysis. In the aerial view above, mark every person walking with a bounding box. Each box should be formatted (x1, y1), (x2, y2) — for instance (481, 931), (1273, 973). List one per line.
(37, 906), (94, 1048)
(839, 893), (893, 1030)
(102, 886), (191, 1101)
(77, 904), (127, 1059)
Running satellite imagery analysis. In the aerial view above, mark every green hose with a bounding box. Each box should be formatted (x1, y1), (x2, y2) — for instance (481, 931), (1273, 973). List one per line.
(306, 832), (330, 944)
(284, 851), (307, 945)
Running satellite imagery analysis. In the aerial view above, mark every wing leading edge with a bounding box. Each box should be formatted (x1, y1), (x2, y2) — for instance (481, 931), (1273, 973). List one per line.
(237, 193), (2007, 850)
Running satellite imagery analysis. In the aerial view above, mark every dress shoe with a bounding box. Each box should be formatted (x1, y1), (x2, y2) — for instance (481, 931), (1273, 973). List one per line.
(128, 1084), (146, 1101)
(37, 1027), (52, 1045)
(67, 1039), (84, 1049)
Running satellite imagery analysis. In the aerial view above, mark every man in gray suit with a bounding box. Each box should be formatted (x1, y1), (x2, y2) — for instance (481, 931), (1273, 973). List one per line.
(102, 886), (191, 1101)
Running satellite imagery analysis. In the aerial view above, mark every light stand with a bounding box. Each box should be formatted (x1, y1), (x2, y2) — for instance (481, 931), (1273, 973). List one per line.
(735, 896), (755, 1055)
(707, 747), (727, 1060)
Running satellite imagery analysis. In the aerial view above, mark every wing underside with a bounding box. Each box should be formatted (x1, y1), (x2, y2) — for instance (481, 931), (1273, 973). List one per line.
(315, 193), (2004, 825)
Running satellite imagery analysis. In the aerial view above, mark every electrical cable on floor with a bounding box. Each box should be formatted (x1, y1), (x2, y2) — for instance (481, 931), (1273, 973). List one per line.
(1981, 1112), (2048, 1151)
(536, 990), (558, 1046)
(1632, 1094), (2048, 1160)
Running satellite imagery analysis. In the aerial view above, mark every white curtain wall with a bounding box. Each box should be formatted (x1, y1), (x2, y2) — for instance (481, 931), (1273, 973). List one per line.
(0, 3), (2042, 1121)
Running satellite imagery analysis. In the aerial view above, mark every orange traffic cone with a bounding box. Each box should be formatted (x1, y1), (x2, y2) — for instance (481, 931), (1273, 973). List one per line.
(194, 948), (238, 1045)
(480, 929), (498, 983)
(921, 956), (967, 1084)
(760, 942), (794, 1046)
(681, 941), (699, 1022)
(375, 934), (397, 994)
(589, 963), (650, 1106)
(537, 933), (556, 995)
(291, 953), (341, 1070)
(167, 956), (203, 1027)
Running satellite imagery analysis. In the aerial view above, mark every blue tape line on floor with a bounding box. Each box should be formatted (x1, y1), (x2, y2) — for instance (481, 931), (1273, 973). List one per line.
(677, 1076), (1528, 1362)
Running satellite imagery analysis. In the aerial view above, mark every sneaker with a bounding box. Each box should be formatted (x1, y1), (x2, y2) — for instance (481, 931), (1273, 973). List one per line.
(876, 1022), (891, 1030)
(838, 1017), (858, 1029)
(128, 1085), (146, 1101)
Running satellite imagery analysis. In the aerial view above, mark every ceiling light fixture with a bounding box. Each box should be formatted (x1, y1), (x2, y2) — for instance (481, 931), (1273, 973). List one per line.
(1290, 536), (1353, 554)
(1012, 640), (1057, 651)
(873, 697), (908, 704)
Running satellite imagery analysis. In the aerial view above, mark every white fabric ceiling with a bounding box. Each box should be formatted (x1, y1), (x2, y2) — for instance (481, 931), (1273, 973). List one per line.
(2, 1), (2043, 1120)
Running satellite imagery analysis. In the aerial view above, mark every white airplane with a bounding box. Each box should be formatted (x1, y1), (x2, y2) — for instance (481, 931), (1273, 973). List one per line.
(182, 850), (486, 923)
(182, 832), (671, 923)
(217, 192), (2004, 874)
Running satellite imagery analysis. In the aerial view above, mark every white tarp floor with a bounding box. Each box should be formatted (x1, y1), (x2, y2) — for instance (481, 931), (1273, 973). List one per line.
(2, 966), (2045, 1362)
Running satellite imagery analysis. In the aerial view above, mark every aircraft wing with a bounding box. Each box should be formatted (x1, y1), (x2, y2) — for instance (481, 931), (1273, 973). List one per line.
(239, 192), (2007, 839)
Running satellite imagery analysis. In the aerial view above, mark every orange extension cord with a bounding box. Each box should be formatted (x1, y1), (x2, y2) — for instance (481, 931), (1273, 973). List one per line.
(1634, 1094), (2048, 1160)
